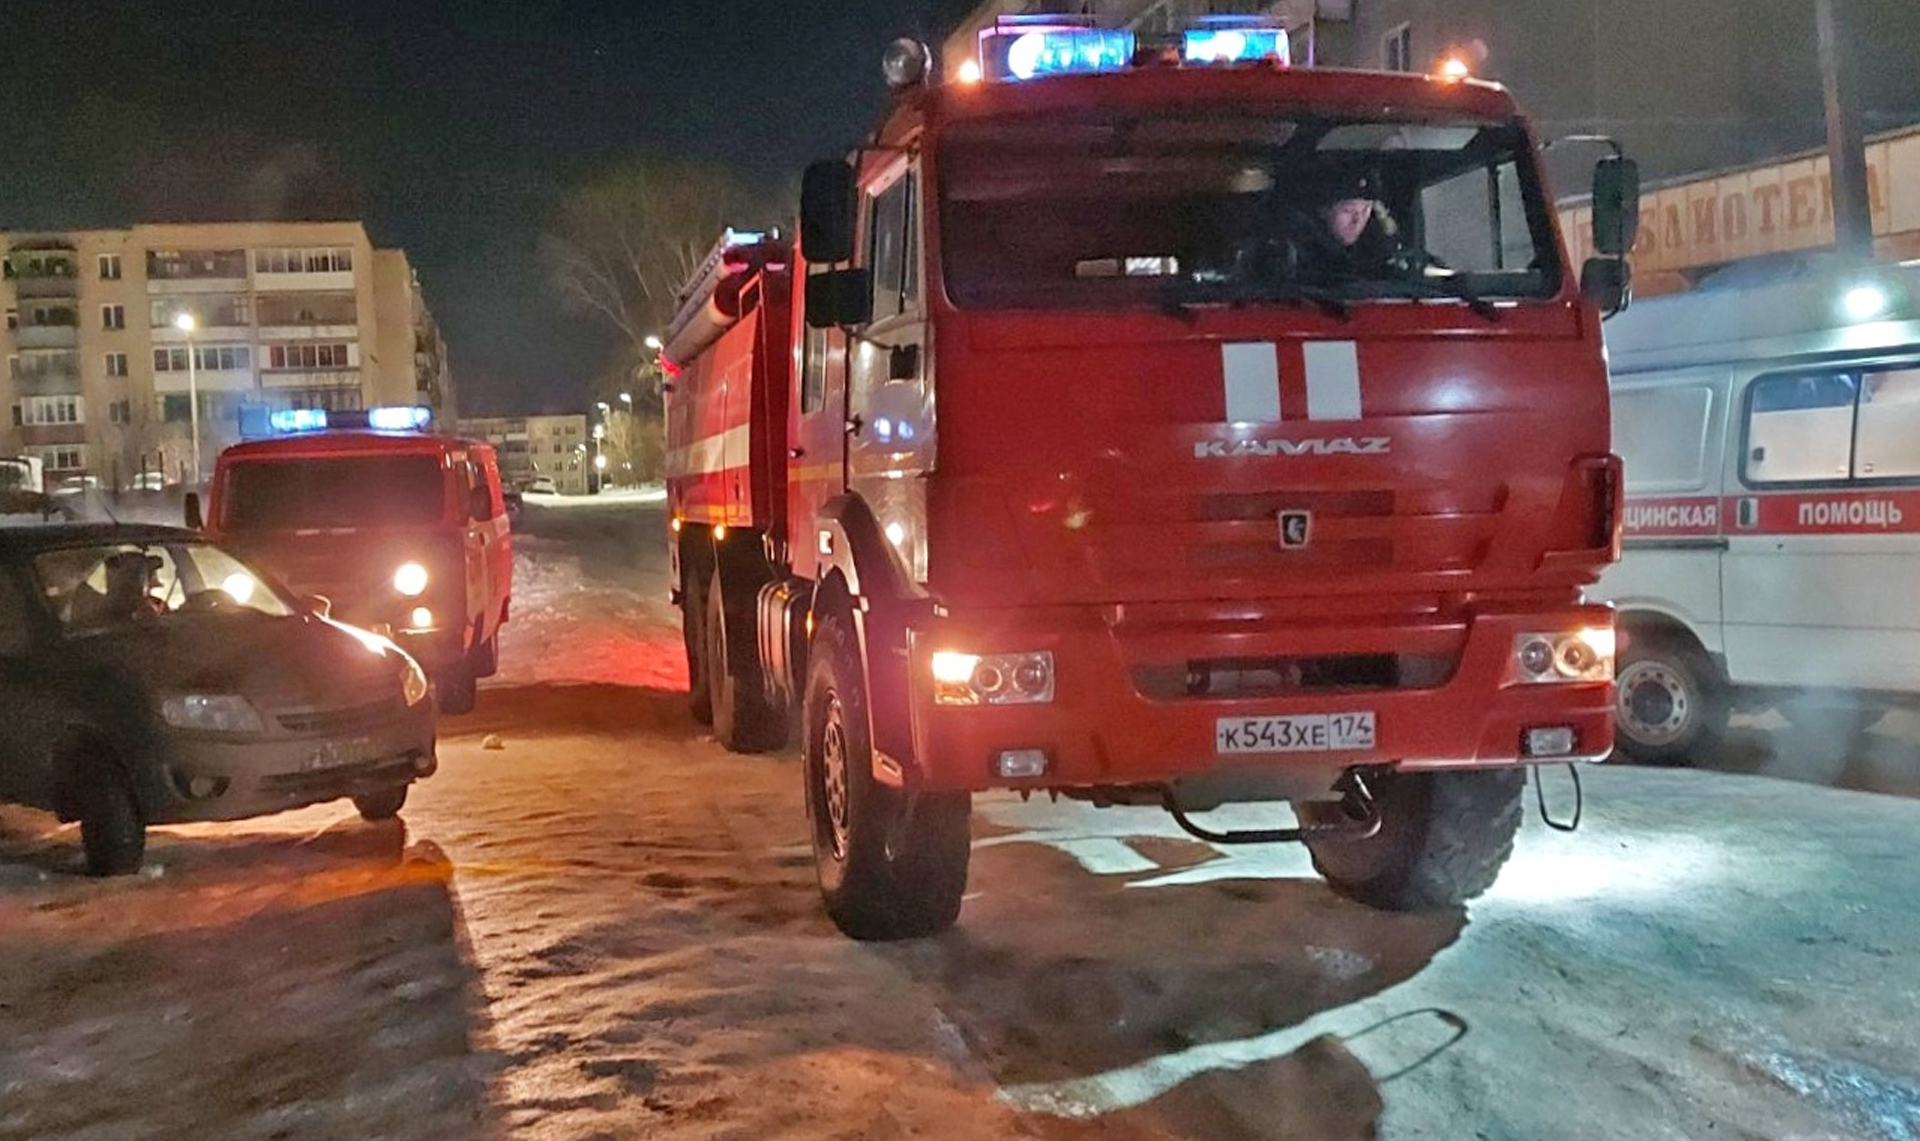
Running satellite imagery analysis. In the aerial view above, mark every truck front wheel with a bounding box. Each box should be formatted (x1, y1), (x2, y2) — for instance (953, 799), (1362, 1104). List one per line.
(1298, 768), (1525, 911)
(802, 612), (970, 940)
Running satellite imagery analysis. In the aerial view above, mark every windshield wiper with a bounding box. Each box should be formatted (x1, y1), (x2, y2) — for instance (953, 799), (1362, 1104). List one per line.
(1162, 276), (1352, 321)
(1388, 275), (1502, 322)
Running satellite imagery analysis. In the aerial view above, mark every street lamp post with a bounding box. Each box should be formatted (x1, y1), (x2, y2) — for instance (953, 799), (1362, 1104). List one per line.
(173, 312), (200, 486)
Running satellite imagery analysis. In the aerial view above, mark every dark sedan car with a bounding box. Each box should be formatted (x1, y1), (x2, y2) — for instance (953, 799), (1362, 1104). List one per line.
(0, 523), (437, 875)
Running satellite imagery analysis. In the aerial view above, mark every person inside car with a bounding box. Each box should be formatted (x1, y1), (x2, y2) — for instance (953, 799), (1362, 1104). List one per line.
(1282, 168), (1425, 283)
(71, 551), (165, 627)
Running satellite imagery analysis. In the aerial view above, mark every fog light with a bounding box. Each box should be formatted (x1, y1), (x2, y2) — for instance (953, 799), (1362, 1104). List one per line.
(409, 607), (433, 629)
(995, 749), (1050, 779)
(1524, 726), (1577, 757)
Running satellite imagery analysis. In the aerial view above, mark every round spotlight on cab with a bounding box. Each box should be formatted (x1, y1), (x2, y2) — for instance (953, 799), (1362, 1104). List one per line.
(883, 38), (933, 90)
(1844, 284), (1889, 322)
(394, 562), (430, 597)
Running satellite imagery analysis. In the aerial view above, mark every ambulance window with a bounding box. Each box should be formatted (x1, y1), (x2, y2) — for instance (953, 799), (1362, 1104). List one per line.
(868, 176), (910, 320)
(1613, 385), (1713, 492)
(1853, 367), (1920, 480)
(1745, 371), (1857, 485)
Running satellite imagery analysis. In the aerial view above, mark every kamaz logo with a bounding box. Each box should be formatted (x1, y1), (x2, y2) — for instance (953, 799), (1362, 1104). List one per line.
(1195, 437), (1392, 459)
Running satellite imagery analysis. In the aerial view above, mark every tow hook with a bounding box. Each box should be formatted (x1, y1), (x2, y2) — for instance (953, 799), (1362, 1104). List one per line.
(1159, 767), (1385, 846)
(1533, 763), (1584, 833)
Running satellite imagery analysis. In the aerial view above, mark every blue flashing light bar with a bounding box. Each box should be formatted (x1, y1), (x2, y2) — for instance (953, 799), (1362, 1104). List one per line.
(368, 405), (433, 432)
(270, 408), (329, 433)
(1183, 26), (1289, 65)
(980, 27), (1134, 82)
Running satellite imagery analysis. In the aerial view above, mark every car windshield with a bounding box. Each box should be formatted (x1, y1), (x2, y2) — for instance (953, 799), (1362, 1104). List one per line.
(221, 455), (446, 531)
(33, 540), (296, 632)
(939, 107), (1562, 311)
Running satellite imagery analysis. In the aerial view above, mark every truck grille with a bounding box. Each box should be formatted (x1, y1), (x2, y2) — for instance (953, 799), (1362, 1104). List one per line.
(1132, 651), (1459, 701)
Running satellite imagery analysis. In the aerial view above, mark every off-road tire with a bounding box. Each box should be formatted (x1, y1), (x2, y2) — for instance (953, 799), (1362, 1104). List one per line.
(1613, 634), (1727, 766)
(79, 755), (145, 877)
(435, 660), (478, 716)
(353, 785), (409, 821)
(706, 567), (787, 753)
(803, 612), (970, 940)
(1298, 768), (1526, 911)
(683, 568), (713, 726)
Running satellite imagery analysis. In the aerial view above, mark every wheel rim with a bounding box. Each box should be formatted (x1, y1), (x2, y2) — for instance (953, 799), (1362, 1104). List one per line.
(1618, 659), (1692, 746)
(820, 694), (852, 860)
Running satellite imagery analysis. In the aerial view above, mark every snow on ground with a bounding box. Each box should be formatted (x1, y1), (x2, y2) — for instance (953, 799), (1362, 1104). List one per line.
(3, 498), (1920, 1140)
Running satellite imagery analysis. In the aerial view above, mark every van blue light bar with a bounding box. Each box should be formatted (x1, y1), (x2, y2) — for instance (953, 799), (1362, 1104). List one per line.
(270, 409), (329, 433)
(368, 405), (433, 431)
(1183, 26), (1289, 65)
(979, 27), (1135, 82)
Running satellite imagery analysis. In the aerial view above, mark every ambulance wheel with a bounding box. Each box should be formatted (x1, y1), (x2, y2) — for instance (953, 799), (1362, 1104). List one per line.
(1613, 635), (1725, 766)
(1299, 768), (1525, 911)
(803, 612), (970, 940)
(435, 662), (477, 716)
(707, 568), (786, 753)
(683, 571), (713, 725)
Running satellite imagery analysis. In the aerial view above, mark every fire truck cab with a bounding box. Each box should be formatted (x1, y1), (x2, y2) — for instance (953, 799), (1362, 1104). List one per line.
(666, 19), (1638, 939)
(192, 407), (512, 715)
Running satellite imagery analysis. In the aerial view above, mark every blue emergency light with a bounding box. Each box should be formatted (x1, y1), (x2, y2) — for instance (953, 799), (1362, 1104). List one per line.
(367, 405), (434, 432)
(980, 25), (1135, 81)
(1183, 26), (1289, 65)
(266, 405), (433, 434)
(269, 408), (329, 433)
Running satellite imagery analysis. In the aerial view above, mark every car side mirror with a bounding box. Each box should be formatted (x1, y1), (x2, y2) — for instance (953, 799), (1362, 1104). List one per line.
(801, 159), (858, 264)
(468, 485), (492, 522)
(183, 492), (203, 531)
(806, 267), (874, 329)
(1590, 155), (1641, 258)
(1582, 256), (1632, 317)
(304, 593), (332, 619)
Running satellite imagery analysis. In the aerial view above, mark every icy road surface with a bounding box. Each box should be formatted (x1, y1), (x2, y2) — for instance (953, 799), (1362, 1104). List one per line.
(2, 498), (1919, 1140)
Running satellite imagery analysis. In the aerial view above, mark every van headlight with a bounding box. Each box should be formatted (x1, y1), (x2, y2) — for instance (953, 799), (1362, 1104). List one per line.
(1511, 627), (1614, 684)
(393, 562), (430, 597)
(400, 656), (430, 707)
(160, 694), (265, 734)
(932, 650), (1055, 706)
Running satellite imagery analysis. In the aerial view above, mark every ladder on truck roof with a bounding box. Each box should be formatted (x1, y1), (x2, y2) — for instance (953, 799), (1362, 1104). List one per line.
(660, 228), (790, 368)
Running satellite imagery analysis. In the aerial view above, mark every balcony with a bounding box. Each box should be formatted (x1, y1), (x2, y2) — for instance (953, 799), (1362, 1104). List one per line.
(21, 424), (86, 448)
(259, 368), (361, 390)
(152, 365), (258, 396)
(13, 273), (79, 299)
(13, 367), (82, 397)
(15, 324), (78, 349)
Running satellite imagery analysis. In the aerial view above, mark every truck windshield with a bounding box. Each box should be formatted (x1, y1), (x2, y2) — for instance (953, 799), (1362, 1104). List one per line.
(939, 108), (1562, 311)
(221, 456), (445, 531)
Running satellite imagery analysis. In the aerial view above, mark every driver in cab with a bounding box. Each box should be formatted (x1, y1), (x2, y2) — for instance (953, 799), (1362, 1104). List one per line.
(1283, 168), (1421, 283)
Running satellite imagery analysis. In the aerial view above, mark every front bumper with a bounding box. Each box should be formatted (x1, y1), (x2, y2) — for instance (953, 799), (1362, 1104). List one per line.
(147, 702), (437, 823)
(904, 601), (1614, 795)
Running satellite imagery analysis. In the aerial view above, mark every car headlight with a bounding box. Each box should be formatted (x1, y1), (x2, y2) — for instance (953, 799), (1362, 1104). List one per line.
(932, 650), (1055, 706)
(393, 562), (430, 597)
(160, 694), (265, 734)
(1511, 627), (1614, 684)
(400, 656), (430, 707)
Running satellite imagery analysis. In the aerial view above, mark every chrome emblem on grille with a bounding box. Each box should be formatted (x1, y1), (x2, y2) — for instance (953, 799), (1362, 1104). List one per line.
(1279, 510), (1312, 550)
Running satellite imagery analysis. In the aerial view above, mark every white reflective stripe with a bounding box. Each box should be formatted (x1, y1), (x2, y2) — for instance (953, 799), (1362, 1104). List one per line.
(666, 424), (750, 477)
(1222, 342), (1281, 423)
(1303, 340), (1362, 421)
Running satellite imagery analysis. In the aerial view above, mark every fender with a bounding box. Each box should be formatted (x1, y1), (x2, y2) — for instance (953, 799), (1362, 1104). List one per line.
(807, 494), (932, 789)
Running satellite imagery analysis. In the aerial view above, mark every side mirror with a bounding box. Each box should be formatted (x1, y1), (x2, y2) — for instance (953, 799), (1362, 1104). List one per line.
(806, 267), (874, 329)
(1591, 155), (1641, 258)
(468, 485), (492, 522)
(183, 492), (203, 531)
(801, 159), (858, 264)
(304, 593), (332, 619)
(1582, 256), (1632, 317)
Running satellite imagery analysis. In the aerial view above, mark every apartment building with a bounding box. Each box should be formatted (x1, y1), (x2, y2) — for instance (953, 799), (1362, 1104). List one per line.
(0, 221), (454, 488)
(458, 414), (590, 495)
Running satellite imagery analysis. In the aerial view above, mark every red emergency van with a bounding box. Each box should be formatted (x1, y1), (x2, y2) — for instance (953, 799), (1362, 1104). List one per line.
(666, 20), (1638, 939)
(192, 409), (512, 714)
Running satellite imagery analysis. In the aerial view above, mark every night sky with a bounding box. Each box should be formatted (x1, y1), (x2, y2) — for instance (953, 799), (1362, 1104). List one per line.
(0, 0), (979, 415)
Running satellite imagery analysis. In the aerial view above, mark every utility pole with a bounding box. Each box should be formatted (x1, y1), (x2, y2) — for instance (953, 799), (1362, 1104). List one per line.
(1816, 0), (1874, 257)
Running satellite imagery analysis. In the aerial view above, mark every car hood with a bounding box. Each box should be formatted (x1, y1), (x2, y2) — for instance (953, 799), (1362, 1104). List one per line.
(70, 615), (404, 711)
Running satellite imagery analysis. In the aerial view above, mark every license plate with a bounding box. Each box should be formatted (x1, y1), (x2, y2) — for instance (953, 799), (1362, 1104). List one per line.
(304, 736), (378, 772)
(1215, 712), (1376, 755)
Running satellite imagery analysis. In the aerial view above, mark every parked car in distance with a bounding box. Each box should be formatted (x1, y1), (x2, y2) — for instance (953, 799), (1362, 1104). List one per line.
(0, 523), (437, 875)
(524, 476), (559, 495)
(125, 473), (170, 493)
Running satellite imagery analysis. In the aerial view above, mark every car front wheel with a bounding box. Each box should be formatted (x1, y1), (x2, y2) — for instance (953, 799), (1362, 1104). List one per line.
(79, 753), (145, 877)
(353, 786), (408, 821)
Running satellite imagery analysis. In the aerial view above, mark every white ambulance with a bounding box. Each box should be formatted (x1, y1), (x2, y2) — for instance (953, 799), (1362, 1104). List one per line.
(1594, 256), (1920, 762)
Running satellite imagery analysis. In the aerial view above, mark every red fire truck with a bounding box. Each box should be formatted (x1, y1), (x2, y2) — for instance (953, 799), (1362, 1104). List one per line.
(664, 18), (1638, 940)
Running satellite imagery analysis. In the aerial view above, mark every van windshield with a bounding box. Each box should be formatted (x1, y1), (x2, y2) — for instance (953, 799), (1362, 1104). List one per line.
(939, 107), (1562, 311)
(221, 455), (445, 531)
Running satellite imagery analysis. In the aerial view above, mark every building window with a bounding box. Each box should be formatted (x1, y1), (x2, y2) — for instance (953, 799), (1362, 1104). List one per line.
(160, 394), (192, 423)
(254, 247), (354, 274)
(153, 345), (251, 372)
(1384, 23), (1413, 71)
(17, 396), (84, 426)
(147, 249), (247, 280)
(30, 306), (77, 327)
(266, 342), (353, 369)
(4, 309), (14, 331)
(287, 388), (363, 412)
(108, 399), (132, 425)
(30, 445), (86, 472)
(102, 304), (126, 330)
(105, 352), (129, 377)
(151, 296), (249, 329)
(98, 254), (122, 280)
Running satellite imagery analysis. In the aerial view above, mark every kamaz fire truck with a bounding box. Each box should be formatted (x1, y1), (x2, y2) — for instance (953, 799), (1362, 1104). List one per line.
(663, 16), (1639, 940)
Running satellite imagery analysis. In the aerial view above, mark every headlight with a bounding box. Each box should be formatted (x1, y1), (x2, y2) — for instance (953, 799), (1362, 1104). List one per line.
(393, 562), (430, 597)
(1511, 627), (1614, 684)
(400, 656), (430, 707)
(160, 694), (265, 734)
(932, 650), (1056, 706)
